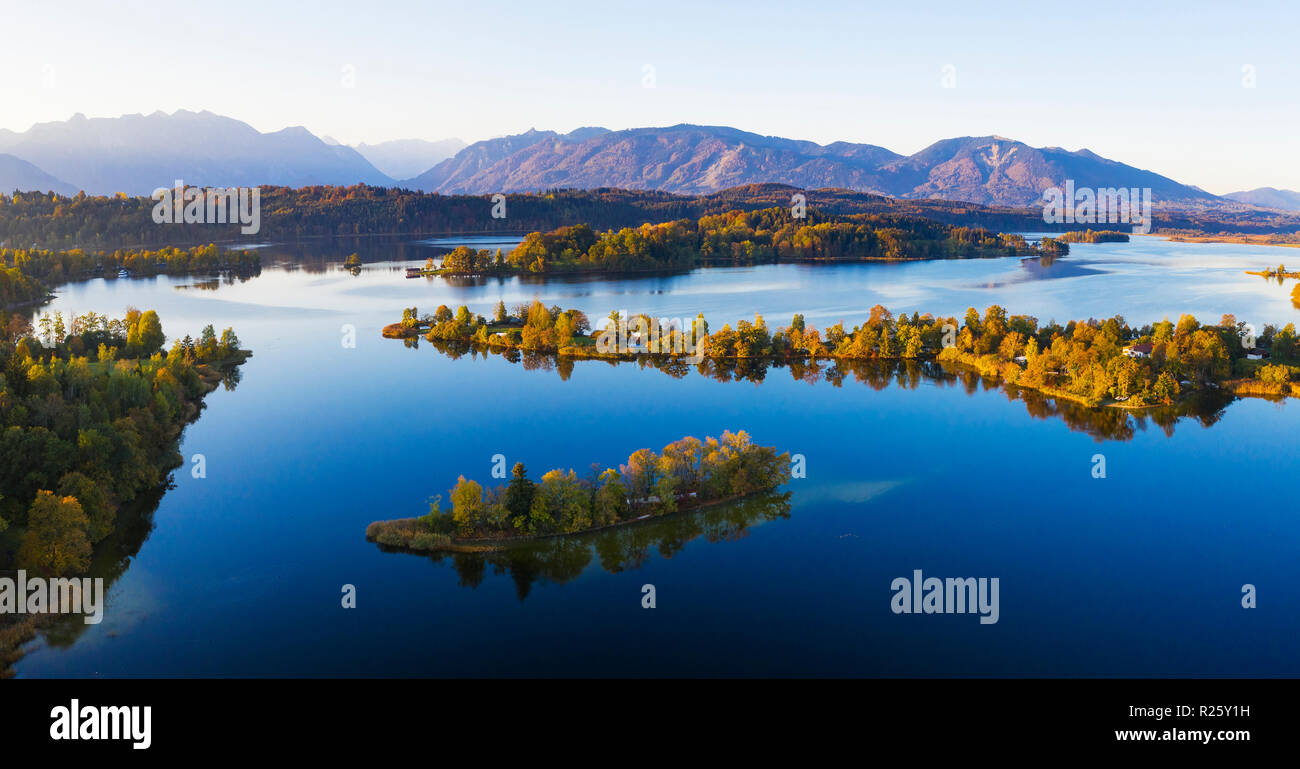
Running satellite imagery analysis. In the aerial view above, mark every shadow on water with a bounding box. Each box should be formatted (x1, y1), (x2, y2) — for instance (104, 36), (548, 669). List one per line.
(34, 483), (167, 651)
(412, 337), (1235, 443)
(3, 371), (242, 671)
(374, 492), (793, 601)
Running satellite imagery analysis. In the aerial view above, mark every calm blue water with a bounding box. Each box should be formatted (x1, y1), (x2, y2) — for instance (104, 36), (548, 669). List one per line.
(14, 237), (1300, 677)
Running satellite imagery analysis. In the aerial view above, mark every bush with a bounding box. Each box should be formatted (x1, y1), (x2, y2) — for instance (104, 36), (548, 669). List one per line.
(1258, 363), (1291, 384)
(410, 532), (451, 551)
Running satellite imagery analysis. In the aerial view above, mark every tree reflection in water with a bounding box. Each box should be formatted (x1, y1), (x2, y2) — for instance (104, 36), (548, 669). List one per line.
(415, 338), (1235, 443)
(376, 491), (793, 600)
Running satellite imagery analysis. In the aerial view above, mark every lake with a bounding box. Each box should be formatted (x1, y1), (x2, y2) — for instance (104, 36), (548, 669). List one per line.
(13, 236), (1300, 677)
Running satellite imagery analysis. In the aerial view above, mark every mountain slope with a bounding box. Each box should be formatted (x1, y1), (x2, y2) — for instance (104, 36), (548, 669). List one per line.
(0, 110), (394, 195)
(402, 129), (568, 191)
(405, 126), (1212, 206)
(0, 112), (1232, 208)
(872, 136), (1218, 206)
(1223, 187), (1300, 211)
(0, 154), (78, 195)
(408, 124), (900, 195)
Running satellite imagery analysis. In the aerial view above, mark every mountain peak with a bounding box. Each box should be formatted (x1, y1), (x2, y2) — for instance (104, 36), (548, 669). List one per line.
(0, 111), (393, 194)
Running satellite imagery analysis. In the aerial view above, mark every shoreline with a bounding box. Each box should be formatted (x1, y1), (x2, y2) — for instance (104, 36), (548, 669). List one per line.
(385, 326), (1299, 407)
(366, 491), (771, 555)
(408, 247), (1056, 280)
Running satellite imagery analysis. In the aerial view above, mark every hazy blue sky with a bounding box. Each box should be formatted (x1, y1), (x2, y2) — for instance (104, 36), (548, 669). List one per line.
(3, 0), (1296, 193)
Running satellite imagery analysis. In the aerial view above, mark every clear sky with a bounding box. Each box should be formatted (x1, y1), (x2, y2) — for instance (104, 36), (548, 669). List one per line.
(2, 0), (1296, 194)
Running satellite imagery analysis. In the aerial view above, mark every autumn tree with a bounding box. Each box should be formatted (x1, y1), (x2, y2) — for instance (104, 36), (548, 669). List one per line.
(18, 491), (92, 575)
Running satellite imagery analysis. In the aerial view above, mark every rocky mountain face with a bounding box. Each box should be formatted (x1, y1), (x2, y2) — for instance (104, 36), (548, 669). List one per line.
(401, 126), (1218, 207)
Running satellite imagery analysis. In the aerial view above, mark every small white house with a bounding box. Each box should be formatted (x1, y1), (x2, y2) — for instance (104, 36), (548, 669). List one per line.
(1122, 343), (1153, 359)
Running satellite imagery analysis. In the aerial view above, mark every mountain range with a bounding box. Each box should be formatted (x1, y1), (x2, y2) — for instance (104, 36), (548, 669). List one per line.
(0, 153), (77, 196)
(0, 110), (1282, 209)
(403, 125), (1230, 207)
(0, 110), (395, 195)
(1223, 187), (1300, 211)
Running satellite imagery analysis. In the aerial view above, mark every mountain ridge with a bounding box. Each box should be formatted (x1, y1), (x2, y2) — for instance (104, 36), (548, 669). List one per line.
(402, 124), (1218, 207)
(1223, 187), (1300, 211)
(0, 111), (1249, 208)
(0, 110), (395, 195)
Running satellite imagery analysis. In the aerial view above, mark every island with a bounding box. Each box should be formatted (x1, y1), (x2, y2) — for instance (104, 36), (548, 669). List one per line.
(408, 207), (1068, 277)
(1055, 229), (1131, 243)
(366, 431), (790, 553)
(1245, 264), (1300, 281)
(384, 300), (1300, 408)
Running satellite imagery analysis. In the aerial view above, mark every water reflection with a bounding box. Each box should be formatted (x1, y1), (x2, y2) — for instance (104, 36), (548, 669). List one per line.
(171, 270), (262, 291)
(373, 492), (793, 600)
(417, 338), (1235, 443)
(2, 370), (242, 674)
(2, 480), (165, 676)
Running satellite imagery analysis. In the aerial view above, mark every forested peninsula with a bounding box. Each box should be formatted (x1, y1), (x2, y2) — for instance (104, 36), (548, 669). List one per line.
(0, 309), (250, 674)
(1, 244), (260, 309)
(386, 300), (1300, 408)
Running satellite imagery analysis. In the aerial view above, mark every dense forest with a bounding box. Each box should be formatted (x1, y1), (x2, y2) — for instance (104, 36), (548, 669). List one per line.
(7, 183), (1290, 251)
(1055, 229), (1131, 243)
(0, 308), (249, 578)
(391, 300), (1300, 407)
(0, 244), (260, 309)
(366, 431), (790, 552)
(429, 208), (1067, 275)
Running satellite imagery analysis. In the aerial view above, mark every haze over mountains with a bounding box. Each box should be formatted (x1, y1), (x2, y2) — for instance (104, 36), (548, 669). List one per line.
(1223, 187), (1300, 212)
(0, 110), (395, 195)
(0, 153), (77, 196)
(351, 138), (467, 179)
(0, 110), (1280, 210)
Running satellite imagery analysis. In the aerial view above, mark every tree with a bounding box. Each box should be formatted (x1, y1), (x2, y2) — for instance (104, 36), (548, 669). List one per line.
(57, 472), (114, 543)
(566, 310), (591, 335)
(219, 327), (240, 355)
(621, 448), (660, 502)
(18, 491), (92, 575)
(553, 312), (573, 346)
(131, 310), (165, 355)
(653, 474), (679, 514)
(526, 300), (553, 330)
(503, 463), (536, 526)
(493, 300), (508, 324)
(531, 469), (591, 533)
(449, 476), (484, 536)
(592, 469), (628, 525)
